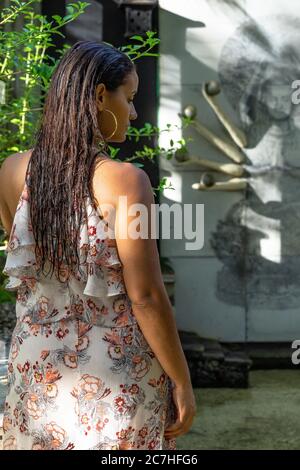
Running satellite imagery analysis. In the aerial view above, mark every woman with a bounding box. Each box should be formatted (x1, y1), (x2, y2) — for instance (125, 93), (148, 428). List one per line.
(0, 41), (195, 450)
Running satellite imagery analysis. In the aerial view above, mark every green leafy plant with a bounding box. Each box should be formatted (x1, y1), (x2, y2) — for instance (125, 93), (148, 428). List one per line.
(125, 120), (194, 168)
(0, 1), (90, 161)
(118, 30), (160, 61)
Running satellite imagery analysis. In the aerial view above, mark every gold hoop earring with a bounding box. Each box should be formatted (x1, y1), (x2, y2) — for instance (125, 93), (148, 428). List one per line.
(102, 108), (118, 140)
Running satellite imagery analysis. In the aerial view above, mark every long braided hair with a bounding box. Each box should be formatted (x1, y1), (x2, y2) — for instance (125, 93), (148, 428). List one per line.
(26, 40), (135, 281)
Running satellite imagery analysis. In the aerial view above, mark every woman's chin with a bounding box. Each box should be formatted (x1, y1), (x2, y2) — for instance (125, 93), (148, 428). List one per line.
(109, 135), (127, 143)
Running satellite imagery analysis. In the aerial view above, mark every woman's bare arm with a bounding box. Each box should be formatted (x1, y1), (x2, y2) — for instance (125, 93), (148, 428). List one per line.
(110, 164), (190, 385)
(98, 162), (196, 438)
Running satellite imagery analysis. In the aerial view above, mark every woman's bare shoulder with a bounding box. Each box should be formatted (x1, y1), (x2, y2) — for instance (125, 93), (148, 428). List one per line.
(94, 157), (140, 177)
(0, 149), (33, 232)
(93, 158), (148, 202)
(0, 148), (32, 170)
(0, 149), (32, 194)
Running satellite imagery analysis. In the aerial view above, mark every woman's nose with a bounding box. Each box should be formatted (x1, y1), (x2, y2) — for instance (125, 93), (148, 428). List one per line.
(130, 105), (138, 121)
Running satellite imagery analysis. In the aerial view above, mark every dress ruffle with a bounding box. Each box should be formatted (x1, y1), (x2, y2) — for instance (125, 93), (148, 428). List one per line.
(3, 183), (126, 302)
(76, 202), (126, 299)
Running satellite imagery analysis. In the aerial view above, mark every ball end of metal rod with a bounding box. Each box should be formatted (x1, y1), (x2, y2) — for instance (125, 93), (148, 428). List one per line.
(201, 172), (215, 187)
(205, 80), (221, 96)
(174, 148), (189, 162)
(182, 104), (197, 120)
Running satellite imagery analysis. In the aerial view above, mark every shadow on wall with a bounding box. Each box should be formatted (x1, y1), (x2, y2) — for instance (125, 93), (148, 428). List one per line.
(214, 14), (300, 310)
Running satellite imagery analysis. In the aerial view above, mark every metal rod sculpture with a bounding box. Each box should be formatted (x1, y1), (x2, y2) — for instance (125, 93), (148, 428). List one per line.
(174, 148), (245, 177)
(202, 80), (247, 149)
(191, 172), (247, 191)
(178, 80), (249, 192)
(182, 104), (245, 164)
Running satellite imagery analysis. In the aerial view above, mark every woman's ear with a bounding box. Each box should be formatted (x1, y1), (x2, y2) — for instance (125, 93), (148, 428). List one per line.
(95, 83), (105, 111)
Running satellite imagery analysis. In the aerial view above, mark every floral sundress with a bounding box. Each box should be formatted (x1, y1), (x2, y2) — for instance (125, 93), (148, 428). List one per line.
(2, 181), (176, 450)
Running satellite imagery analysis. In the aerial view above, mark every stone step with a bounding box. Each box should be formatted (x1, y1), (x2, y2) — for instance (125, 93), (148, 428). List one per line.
(179, 330), (252, 388)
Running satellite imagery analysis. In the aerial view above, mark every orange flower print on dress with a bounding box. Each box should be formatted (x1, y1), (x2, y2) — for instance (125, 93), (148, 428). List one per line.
(30, 422), (75, 450)
(3, 435), (17, 450)
(71, 374), (111, 437)
(63, 352), (78, 369)
(45, 422), (67, 449)
(44, 383), (58, 399)
(26, 393), (43, 420)
(104, 325), (153, 381)
(79, 374), (102, 396)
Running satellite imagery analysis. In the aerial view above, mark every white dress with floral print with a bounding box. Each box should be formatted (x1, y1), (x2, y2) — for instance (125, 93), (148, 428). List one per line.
(2, 182), (176, 450)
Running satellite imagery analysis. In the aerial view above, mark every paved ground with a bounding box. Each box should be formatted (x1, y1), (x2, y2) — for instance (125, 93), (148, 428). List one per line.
(177, 370), (300, 450)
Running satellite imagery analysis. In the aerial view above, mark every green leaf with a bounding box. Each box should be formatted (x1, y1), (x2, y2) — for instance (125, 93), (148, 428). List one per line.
(78, 2), (91, 8)
(52, 15), (62, 22)
(63, 14), (75, 22)
(131, 162), (144, 169)
(129, 35), (145, 42)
